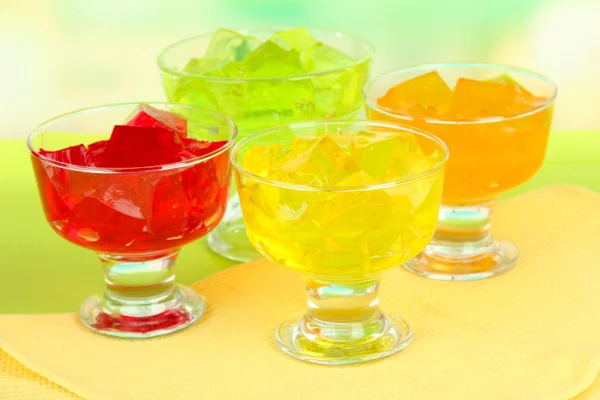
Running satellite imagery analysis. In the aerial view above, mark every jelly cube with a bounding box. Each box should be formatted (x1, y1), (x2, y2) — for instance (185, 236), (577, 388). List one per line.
(487, 73), (534, 98)
(240, 143), (285, 177)
(205, 28), (259, 62)
(67, 196), (146, 247)
(184, 57), (246, 79)
(449, 78), (533, 118)
(242, 41), (304, 79)
(126, 105), (188, 139)
(183, 57), (226, 76)
(303, 43), (353, 73)
(269, 28), (318, 53)
(241, 41), (314, 126)
(353, 134), (418, 181)
(87, 140), (108, 167)
(240, 41), (315, 123)
(274, 135), (359, 185)
(377, 71), (453, 116)
(242, 78), (315, 127)
(183, 157), (227, 234)
(169, 62), (246, 122)
(148, 171), (195, 238)
(268, 136), (319, 175)
(90, 173), (155, 221)
(336, 170), (376, 186)
(104, 126), (184, 168)
(40, 144), (94, 167)
(311, 59), (369, 119)
(31, 159), (70, 220)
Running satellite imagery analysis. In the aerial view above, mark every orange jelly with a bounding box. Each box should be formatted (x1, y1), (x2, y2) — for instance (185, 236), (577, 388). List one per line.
(372, 71), (554, 205)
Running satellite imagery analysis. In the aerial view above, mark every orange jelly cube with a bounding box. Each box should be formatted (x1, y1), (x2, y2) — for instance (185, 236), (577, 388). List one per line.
(490, 74), (551, 110)
(486, 73), (534, 98)
(449, 77), (536, 118)
(377, 71), (453, 117)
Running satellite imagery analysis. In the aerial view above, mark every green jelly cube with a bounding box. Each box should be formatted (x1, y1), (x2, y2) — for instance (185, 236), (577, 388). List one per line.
(304, 43), (354, 73)
(205, 28), (259, 62)
(241, 77), (316, 134)
(163, 66), (245, 122)
(182, 57), (244, 78)
(242, 40), (305, 79)
(269, 27), (319, 53)
(299, 42), (366, 118)
(311, 59), (370, 119)
(238, 41), (315, 129)
(183, 57), (224, 75)
(183, 58), (229, 76)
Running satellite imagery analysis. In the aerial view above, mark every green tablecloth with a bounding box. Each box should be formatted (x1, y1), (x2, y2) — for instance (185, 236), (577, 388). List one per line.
(1, 131), (599, 314)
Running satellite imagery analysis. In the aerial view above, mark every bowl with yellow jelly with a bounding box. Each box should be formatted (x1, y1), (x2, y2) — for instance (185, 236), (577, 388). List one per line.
(231, 120), (447, 365)
(364, 64), (557, 281)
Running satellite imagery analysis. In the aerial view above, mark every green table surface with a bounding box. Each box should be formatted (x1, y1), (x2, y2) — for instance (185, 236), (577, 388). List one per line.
(1, 131), (599, 314)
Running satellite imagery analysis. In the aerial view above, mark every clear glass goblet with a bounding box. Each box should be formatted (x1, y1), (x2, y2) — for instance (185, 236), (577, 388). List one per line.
(28, 103), (237, 338)
(232, 120), (448, 364)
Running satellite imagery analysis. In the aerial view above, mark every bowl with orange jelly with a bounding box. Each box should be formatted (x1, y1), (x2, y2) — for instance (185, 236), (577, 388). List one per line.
(364, 64), (556, 281)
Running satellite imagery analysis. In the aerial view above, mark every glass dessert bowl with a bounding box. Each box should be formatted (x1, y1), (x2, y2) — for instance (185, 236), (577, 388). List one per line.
(365, 63), (556, 281)
(232, 120), (447, 364)
(27, 103), (237, 338)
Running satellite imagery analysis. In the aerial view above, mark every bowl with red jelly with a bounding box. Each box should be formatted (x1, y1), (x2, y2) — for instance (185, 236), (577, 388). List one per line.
(27, 103), (237, 338)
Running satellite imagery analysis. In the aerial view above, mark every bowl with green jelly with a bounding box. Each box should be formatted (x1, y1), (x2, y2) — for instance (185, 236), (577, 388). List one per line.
(157, 27), (375, 138)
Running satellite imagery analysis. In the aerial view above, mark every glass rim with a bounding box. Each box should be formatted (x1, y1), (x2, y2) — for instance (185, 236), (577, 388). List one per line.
(156, 26), (375, 83)
(363, 62), (558, 125)
(230, 119), (449, 193)
(27, 102), (238, 174)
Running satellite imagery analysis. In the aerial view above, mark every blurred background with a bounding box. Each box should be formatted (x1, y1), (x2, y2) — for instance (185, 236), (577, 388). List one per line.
(2, 0), (600, 138)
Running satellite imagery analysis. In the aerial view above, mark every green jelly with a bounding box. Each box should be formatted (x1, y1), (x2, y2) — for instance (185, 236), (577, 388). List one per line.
(269, 27), (318, 53)
(241, 41), (304, 79)
(205, 28), (259, 62)
(163, 28), (370, 136)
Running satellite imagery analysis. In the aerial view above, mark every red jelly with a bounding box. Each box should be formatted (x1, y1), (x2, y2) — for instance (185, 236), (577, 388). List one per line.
(40, 144), (94, 167)
(103, 125), (184, 168)
(86, 140), (108, 166)
(126, 104), (188, 139)
(31, 106), (231, 254)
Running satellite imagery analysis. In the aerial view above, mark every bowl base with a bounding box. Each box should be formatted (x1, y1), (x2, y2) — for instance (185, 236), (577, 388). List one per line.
(276, 311), (412, 365)
(404, 240), (519, 281)
(79, 285), (205, 339)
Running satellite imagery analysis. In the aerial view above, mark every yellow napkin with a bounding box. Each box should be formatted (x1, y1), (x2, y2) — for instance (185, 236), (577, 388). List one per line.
(1, 185), (600, 400)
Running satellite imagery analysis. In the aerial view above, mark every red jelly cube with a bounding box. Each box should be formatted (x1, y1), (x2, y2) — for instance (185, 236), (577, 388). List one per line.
(149, 172), (197, 239)
(39, 144), (94, 167)
(91, 174), (153, 221)
(31, 157), (70, 220)
(182, 139), (230, 188)
(87, 140), (108, 167)
(33, 157), (96, 210)
(182, 156), (229, 230)
(126, 105), (188, 139)
(67, 196), (146, 250)
(103, 126), (184, 168)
